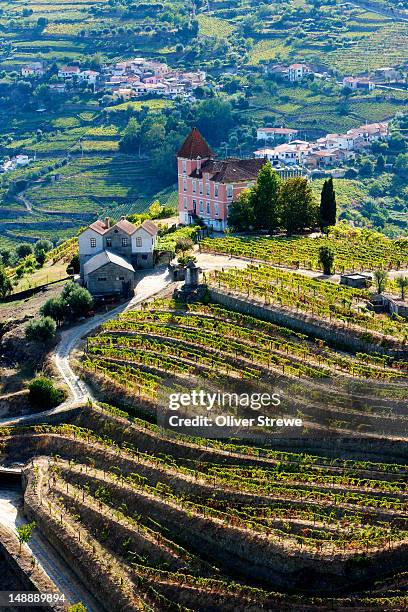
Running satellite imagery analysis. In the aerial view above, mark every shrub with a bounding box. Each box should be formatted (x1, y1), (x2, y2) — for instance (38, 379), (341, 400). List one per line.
(25, 317), (56, 343)
(61, 282), (93, 319)
(40, 297), (66, 326)
(28, 376), (65, 409)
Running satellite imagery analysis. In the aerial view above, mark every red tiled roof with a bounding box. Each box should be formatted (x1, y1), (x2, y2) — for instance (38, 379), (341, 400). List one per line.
(89, 219), (109, 235)
(177, 128), (215, 159)
(191, 158), (267, 183)
(141, 220), (158, 235)
(116, 218), (138, 235)
(259, 127), (298, 134)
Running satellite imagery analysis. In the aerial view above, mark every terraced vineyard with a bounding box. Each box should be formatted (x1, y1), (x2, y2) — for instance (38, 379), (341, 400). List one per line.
(200, 233), (408, 273)
(209, 265), (408, 347)
(80, 299), (408, 439)
(1, 402), (407, 610)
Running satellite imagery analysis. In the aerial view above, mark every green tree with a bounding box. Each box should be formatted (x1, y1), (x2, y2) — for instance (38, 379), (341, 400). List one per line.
(195, 98), (234, 145)
(0, 248), (13, 266)
(376, 154), (385, 172)
(16, 521), (36, 553)
(0, 266), (12, 299)
(28, 376), (64, 409)
(228, 189), (255, 231)
(396, 275), (408, 300)
(373, 269), (388, 294)
(318, 245), (335, 275)
(61, 282), (93, 318)
(119, 118), (141, 154)
(319, 178), (337, 231)
(16, 243), (33, 260)
(395, 153), (408, 178)
(40, 297), (66, 326)
(34, 239), (53, 257)
(67, 253), (80, 275)
(35, 249), (46, 267)
(251, 162), (281, 231)
(25, 317), (56, 342)
(280, 177), (318, 235)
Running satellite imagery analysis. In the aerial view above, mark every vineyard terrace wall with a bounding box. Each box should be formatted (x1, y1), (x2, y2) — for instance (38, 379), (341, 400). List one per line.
(9, 435), (408, 593)
(208, 289), (408, 358)
(21, 468), (134, 612)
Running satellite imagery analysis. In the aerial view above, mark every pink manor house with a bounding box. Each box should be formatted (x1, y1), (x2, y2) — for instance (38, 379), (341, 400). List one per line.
(177, 128), (266, 231)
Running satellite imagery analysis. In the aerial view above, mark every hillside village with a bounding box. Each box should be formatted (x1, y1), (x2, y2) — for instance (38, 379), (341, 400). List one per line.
(21, 57), (207, 101)
(0, 1), (407, 609)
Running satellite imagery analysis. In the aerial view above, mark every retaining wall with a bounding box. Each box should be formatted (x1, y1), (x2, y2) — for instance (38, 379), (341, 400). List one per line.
(209, 288), (407, 358)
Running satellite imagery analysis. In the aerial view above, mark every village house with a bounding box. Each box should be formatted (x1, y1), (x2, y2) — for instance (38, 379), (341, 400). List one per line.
(79, 217), (158, 297)
(343, 76), (375, 91)
(58, 66), (81, 79)
(257, 127), (299, 143)
(254, 141), (310, 164)
(21, 62), (46, 77)
(78, 70), (99, 85)
(288, 64), (312, 82)
(178, 128), (267, 231)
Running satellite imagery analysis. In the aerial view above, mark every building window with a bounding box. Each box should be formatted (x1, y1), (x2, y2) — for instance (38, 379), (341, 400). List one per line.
(192, 180), (196, 193)
(136, 237), (142, 247)
(199, 182), (203, 195)
(214, 183), (219, 198)
(183, 197), (188, 210)
(106, 238), (112, 247)
(199, 200), (204, 214)
(206, 182), (210, 196)
(215, 204), (219, 217)
(183, 179), (187, 192)
(192, 199), (197, 212)
(90, 237), (96, 248)
(206, 201), (210, 215)
(122, 237), (128, 247)
(142, 254), (148, 260)
(182, 160), (187, 175)
(227, 184), (233, 199)
(97, 277), (107, 282)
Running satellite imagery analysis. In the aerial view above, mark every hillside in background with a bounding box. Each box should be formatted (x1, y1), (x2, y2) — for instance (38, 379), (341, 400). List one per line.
(0, 0), (406, 252)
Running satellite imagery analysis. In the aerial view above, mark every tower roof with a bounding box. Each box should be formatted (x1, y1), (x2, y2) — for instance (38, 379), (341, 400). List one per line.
(177, 127), (214, 159)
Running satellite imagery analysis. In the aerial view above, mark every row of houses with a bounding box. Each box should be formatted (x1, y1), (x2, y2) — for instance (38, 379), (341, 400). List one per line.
(1, 154), (32, 173)
(254, 122), (389, 169)
(21, 57), (206, 101)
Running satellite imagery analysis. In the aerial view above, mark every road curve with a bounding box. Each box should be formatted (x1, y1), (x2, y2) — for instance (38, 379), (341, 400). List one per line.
(0, 266), (173, 427)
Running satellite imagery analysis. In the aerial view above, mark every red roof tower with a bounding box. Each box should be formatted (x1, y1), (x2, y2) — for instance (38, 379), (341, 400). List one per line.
(177, 127), (215, 159)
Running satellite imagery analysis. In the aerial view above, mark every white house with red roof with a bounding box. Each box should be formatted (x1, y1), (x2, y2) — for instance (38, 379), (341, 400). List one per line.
(58, 66), (81, 79)
(78, 216), (158, 296)
(257, 127), (299, 143)
(288, 64), (311, 82)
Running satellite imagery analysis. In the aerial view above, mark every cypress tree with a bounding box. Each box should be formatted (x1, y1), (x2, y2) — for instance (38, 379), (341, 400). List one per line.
(320, 178), (337, 231)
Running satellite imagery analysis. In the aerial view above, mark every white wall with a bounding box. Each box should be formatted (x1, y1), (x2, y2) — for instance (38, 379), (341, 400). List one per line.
(131, 227), (155, 253)
(78, 228), (104, 257)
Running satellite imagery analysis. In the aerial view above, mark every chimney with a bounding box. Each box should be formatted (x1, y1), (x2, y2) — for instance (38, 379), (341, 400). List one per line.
(105, 216), (110, 228)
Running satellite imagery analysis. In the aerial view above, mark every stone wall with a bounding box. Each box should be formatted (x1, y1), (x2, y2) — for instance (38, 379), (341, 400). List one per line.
(209, 288), (407, 357)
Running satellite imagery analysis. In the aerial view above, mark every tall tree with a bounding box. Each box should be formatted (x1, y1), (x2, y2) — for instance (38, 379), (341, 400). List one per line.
(251, 162), (281, 231)
(280, 177), (318, 235)
(319, 178), (337, 231)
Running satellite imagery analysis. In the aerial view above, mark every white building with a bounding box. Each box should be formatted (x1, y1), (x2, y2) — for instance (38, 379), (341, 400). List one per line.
(257, 127), (299, 143)
(288, 64), (311, 82)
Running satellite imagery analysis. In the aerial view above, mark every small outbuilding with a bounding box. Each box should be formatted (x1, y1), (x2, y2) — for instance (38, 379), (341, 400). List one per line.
(340, 273), (372, 289)
(83, 250), (135, 298)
